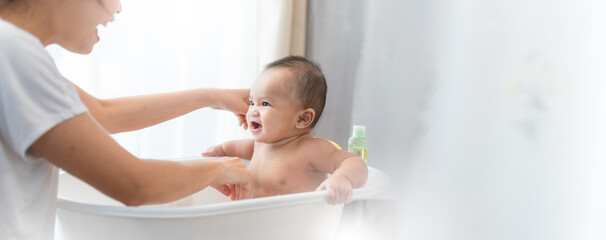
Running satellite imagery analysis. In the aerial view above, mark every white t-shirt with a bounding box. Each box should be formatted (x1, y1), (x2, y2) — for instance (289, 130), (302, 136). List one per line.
(0, 18), (88, 239)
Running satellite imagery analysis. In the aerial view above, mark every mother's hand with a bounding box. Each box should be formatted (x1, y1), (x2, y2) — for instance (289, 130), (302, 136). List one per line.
(210, 157), (252, 198)
(209, 88), (250, 130)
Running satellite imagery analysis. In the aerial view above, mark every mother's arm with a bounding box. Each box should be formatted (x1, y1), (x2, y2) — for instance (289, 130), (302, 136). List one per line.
(31, 113), (251, 206)
(74, 85), (249, 134)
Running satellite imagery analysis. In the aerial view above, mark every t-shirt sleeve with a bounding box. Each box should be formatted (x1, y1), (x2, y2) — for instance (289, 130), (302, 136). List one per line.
(0, 39), (88, 159)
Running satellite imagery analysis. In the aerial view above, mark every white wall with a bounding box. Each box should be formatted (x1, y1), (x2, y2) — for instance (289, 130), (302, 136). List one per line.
(308, 0), (606, 239)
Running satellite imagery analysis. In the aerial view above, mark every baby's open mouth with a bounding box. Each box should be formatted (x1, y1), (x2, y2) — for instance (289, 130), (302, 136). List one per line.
(251, 121), (262, 130)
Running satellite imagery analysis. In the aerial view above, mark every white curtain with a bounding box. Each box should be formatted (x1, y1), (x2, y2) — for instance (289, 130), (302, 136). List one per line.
(349, 1), (604, 240)
(308, 0), (606, 239)
(47, 0), (307, 159)
(580, 1), (606, 239)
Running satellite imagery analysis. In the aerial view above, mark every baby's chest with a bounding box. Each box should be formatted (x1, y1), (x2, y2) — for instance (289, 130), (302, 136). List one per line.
(248, 154), (324, 193)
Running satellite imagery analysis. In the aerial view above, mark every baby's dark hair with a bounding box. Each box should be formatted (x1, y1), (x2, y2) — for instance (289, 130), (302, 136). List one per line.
(265, 56), (327, 128)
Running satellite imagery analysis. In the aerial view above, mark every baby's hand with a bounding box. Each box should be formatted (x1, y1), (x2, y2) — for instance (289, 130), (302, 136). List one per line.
(315, 174), (354, 205)
(202, 145), (225, 157)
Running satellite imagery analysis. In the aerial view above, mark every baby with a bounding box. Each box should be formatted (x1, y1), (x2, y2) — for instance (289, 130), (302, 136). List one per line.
(203, 56), (368, 204)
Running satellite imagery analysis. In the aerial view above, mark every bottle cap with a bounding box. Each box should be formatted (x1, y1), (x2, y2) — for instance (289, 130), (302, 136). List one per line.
(353, 125), (366, 138)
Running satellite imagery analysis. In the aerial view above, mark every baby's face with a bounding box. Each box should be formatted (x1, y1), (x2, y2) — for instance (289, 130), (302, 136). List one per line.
(247, 68), (303, 143)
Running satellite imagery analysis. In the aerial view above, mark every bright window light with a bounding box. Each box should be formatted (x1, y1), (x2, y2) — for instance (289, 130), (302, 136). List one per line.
(47, 1), (258, 159)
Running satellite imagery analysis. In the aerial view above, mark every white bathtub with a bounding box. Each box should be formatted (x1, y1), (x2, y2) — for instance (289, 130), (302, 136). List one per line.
(56, 158), (389, 240)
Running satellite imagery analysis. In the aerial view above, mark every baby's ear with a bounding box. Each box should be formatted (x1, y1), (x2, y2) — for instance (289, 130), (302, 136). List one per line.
(296, 108), (315, 129)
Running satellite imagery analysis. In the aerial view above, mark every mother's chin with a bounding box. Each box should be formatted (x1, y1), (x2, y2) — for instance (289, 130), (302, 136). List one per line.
(58, 35), (98, 55)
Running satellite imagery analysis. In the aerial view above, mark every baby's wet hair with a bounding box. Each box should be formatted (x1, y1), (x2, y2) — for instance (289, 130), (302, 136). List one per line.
(265, 56), (327, 128)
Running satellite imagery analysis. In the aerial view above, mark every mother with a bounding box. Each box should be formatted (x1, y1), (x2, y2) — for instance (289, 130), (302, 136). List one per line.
(0, 0), (252, 239)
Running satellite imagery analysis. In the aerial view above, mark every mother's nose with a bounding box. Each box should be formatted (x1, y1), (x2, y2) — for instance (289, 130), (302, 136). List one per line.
(101, 0), (122, 15)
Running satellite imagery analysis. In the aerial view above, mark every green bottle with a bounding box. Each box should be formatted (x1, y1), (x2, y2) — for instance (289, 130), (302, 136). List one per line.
(348, 125), (368, 164)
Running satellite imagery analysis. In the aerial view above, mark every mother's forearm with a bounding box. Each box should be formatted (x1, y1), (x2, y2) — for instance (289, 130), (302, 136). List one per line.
(75, 84), (213, 133)
(98, 89), (212, 133)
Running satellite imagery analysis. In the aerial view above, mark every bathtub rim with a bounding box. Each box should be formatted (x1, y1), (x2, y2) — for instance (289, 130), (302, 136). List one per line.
(57, 165), (389, 219)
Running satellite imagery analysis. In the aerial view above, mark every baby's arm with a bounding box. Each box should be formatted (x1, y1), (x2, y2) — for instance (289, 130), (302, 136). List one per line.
(309, 139), (368, 204)
(202, 139), (254, 160)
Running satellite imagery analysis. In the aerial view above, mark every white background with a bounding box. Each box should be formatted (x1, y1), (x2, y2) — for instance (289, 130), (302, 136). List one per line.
(48, 0), (606, 239)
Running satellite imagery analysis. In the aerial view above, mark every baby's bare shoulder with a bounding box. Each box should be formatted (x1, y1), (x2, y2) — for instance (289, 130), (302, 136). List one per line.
(301, 137), (331, 146)
(298, 138), (338, 154)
